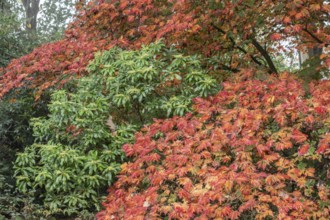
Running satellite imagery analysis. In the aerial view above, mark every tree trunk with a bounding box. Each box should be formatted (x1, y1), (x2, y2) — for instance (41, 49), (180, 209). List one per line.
(0, 0), (10, 13)
(21, 0), (40, 33)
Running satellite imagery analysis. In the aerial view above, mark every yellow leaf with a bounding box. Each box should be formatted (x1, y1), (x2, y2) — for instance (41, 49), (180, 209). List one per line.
(224, 180), (233, 193)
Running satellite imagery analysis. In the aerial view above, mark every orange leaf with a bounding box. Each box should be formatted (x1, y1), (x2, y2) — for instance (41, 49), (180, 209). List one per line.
(291, 129), (307, 144)
(298, 144), (310, 156)
(317, 140), (329, 154)
(283, 16), (291, 24)
(270, 33), (282, 41)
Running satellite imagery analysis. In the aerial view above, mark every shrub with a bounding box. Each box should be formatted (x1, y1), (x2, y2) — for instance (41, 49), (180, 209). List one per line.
(0, 88), (49, 219)
(87, 41), (219, 123)
(14, 42), (218, 217)
(14, 82), (135, 217)
(98, 72), (330, 220)
(0, 160), (24, 219)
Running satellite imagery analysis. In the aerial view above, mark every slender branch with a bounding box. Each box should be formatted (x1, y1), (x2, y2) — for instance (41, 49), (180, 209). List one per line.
(302, 28), (328, 47)
(211, 23), (264, 68)
(251, 38), (278, 74)
(211, 23), (279, 74)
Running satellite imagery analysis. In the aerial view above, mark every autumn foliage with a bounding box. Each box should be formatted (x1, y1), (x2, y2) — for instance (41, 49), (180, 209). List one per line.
(1, 0), (330, 98)
(98, 73), (330, 220)
(0, 0), (330, 219)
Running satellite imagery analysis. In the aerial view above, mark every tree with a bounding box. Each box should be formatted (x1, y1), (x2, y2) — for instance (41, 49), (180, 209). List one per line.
(37, 0), (77, 41)
(21, 0), (40, 33)
(0, 0), (28, 67)
(0, 1), (78, 218)
(87, 41), (219, 123)
(1, 0), (329, 99)
(19, 0), (77, 38)
(0, 0), (78, 68)
(98, 72), (330, 220)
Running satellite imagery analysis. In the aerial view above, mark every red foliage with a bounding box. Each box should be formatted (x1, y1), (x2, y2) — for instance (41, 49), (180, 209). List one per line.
(98, 73), (330, 220)
(1, 0), (329, 98)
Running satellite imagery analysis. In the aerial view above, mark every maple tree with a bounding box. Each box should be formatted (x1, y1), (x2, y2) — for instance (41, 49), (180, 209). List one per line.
(98, 72), (330, 220)
(1, 0), (329, 99)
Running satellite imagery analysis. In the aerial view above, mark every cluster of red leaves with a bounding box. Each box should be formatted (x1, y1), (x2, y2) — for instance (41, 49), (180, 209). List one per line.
(98, 72), (329, 220)
(0, 1), (154, 98)
(1, 0), (329, 99)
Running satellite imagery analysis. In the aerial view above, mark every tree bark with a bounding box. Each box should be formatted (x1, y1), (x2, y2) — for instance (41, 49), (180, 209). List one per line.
(21, 0), (40, 33)
(251, 38), (278, 74)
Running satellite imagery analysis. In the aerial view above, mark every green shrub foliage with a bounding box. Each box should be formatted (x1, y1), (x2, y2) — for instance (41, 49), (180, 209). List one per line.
(14, 83), (134, 216)
(87, 41), (219, 123)
(0, 88), (48, 219)
(14, 42), (218, 217)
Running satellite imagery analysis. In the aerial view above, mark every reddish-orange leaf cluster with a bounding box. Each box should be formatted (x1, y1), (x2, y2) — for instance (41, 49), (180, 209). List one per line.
(98, 72), (329, 220)
(1, 0), (329, 98)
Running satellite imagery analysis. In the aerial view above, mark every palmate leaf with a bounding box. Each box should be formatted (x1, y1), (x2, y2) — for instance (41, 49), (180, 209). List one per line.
(99, 73), (330, 220)
(1, 0), (329, 100)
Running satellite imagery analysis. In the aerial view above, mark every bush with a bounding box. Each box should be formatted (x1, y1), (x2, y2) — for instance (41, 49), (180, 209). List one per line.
(14, 42), (218, 217)
(98, 73), (330, 220)
(14, 84), (134, 217)
(0, 88), (49, 219)
(0, 160), (24, 219)
(87, 41), (219, 124)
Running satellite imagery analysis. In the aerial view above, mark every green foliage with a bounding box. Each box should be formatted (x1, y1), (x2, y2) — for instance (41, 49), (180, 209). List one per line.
(0, 88), (49, 219)
(0, 160), (23, 219)
(15, 144), (120, 216)
(297, 56), (329, 82)
(14, 84), (135, 217)
(37, 0), (77, 41)
(0, 4), (27, 67)
(31, 85), (111, 147)
(0, 89), (48, 150)
(14, 42), (218, 217)
(88, 41), (219, 124)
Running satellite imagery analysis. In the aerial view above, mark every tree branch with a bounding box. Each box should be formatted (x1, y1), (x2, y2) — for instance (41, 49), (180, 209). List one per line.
(302, 27), (328, 46)
(211, 23), (264, 68)
(251, 38), (278, 74)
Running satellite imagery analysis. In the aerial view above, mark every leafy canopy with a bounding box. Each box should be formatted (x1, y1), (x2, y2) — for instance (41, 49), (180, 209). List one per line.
(98, 72), (330, 220)
(1, 0), (329, 98)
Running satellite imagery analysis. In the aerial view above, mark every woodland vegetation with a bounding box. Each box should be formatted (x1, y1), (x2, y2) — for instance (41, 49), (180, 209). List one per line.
(0, 0), (329, 219)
